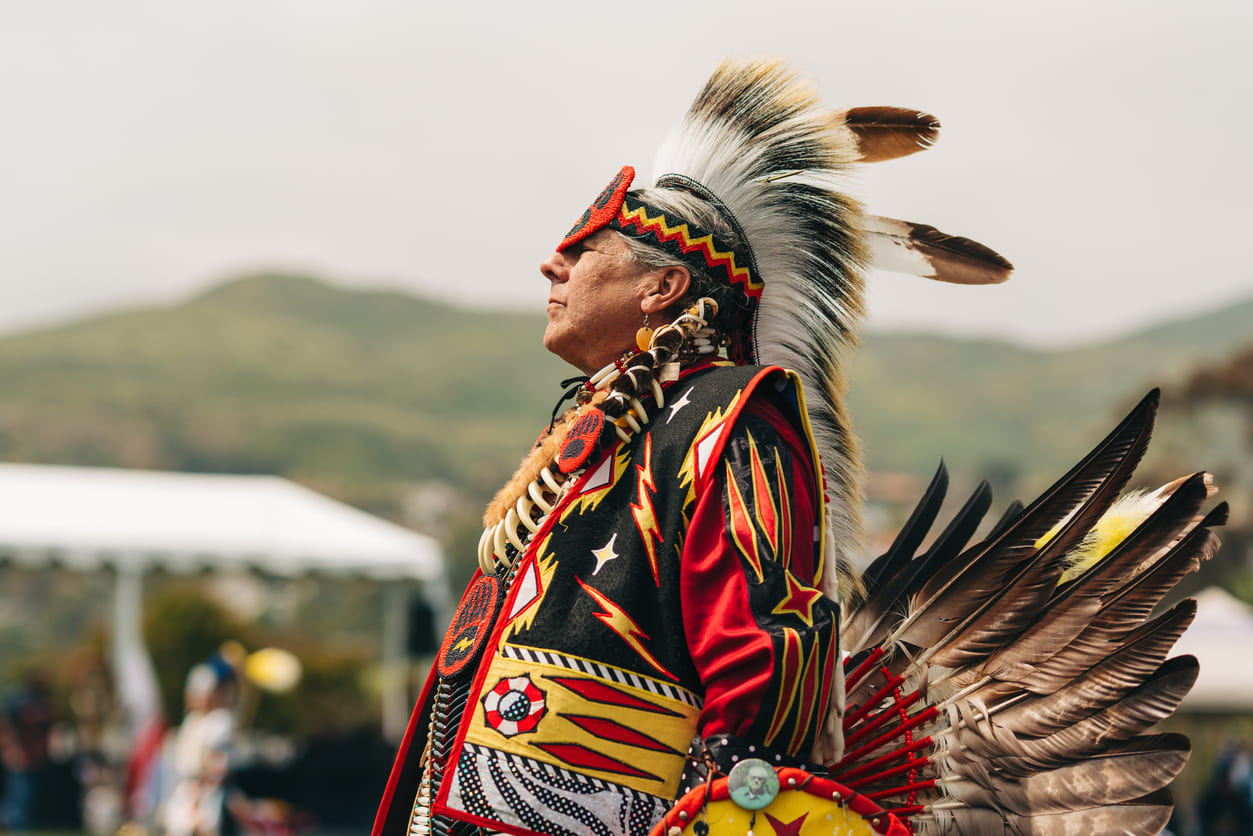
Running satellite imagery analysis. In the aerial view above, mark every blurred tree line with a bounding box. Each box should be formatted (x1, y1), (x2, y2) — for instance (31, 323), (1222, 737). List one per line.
(142, 580), (387, 736)
(1152, 340), (1253, 602)
(0, 569), (409, 743)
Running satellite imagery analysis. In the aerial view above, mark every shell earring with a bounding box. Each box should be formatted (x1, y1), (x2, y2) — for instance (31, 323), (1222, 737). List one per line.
(635, 312), (654, 351)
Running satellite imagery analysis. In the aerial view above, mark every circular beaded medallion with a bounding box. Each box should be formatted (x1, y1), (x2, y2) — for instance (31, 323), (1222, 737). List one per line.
(482, 674), (547, 737)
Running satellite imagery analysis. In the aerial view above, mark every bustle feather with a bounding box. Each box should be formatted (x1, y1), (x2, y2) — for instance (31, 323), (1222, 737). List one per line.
(830, 389), (1225, 836)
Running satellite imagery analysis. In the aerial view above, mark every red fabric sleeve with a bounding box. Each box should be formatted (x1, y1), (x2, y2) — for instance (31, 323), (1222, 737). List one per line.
(679, 392), (838, 755)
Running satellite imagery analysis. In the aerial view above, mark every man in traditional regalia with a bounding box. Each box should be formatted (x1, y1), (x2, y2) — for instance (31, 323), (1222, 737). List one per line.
(374, 59), (1223, 836)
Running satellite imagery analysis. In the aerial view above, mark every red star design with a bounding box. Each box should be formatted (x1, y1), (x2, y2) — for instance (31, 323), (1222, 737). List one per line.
(764, 811), (809, 836)
(771, 570), (823, 626)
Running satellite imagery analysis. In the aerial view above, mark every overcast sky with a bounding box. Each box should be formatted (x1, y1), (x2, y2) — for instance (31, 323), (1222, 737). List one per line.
(2, 0), (1250, 347)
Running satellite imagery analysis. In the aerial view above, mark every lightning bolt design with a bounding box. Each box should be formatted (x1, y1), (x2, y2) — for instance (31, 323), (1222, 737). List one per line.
(575, 577), (676, 682)
(764, 628), (802, 747)
(724, 459), (765, 582)
(746, 431), (780, 555)
(776, 453), (794, 579)
(788, 641), (824, 754)
(629, 435), (663, 586)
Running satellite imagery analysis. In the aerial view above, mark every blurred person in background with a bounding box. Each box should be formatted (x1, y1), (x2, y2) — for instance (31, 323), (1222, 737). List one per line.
(1197, 740), (1253, 836)
(160, 654), (239, 836)
(64, 648), (121, 835)
(0, 670), (54, 833)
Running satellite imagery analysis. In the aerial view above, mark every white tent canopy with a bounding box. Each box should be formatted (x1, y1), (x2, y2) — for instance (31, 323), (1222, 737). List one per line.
(1175, 585), (1253, 713)
(0, 461), (447, 741)
(0, 462), (443, 580)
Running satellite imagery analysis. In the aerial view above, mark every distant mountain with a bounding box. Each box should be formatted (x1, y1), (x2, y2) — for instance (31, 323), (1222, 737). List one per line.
(850, 297), (1253, 494)
(0, 273), (570, 508)
(1, 273), (1249, 523)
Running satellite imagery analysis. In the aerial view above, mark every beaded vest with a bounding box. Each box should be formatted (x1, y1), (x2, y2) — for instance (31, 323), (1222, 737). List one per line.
(373, 364), (820, 836)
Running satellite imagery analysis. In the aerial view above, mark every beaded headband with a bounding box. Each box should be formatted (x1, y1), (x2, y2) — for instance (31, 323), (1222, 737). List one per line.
(558, 165), (763, 301)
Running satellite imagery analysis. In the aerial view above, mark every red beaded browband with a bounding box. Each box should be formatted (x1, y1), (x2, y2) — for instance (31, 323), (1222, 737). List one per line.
(558, 165), (763, 301)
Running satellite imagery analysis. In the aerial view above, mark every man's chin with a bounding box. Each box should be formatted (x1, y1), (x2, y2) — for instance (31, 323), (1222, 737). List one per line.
(541, 333), (572, 365)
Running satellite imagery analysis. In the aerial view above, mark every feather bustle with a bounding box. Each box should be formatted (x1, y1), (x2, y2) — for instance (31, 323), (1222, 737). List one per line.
(891, 391), (1159, 654)
(943, 740), (1188, 815)
(978, 472), (1213, 682)
(951, 656), (1197, 776)
(845, 477), (994, 656)
(1019, 517), (1221, 693)
(988, 600), (1196, 736)
(830, 388), (1220, 836)
(924, 796), (1172, 836)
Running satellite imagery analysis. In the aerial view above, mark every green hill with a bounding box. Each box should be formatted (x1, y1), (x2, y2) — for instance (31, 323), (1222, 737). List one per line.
(1, 273), (1249, 523)
(0, 274), (571, 507)
(850, 298), (1253, 493)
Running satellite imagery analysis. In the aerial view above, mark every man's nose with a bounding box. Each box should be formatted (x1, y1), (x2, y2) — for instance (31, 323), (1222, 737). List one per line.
(540, 251), (567, 283)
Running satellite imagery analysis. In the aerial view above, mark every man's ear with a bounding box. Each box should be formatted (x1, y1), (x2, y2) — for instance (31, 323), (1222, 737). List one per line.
(641, 266), (691, 315)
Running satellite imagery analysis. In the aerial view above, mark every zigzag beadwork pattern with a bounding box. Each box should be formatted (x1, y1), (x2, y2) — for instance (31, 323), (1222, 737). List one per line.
(617, 200), (763, 298)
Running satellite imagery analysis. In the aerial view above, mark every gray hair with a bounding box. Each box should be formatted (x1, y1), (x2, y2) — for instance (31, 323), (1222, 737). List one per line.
(613, 187), (751, 336)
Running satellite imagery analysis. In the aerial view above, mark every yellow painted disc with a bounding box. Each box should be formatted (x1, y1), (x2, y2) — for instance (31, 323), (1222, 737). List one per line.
(650, 768), (907, 836)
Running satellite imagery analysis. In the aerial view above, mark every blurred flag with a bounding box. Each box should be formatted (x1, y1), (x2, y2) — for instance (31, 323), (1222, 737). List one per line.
(113, 568), (166, 821)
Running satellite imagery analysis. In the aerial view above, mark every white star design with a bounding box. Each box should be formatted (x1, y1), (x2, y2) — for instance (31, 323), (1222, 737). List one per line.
(667, 387), (693, 423)
(591, 533), (620, 575)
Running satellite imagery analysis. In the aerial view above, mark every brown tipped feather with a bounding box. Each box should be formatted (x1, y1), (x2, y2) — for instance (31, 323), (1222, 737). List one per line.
(865, 214), (1013, 285)
(923, 405), (1153, 671)
(990, 601), (1196, 736)
(841, 106), (940, 162)
(893, 390), (1158, 653)
(1020, 516), (1222, 694)
(957, 657), (1199, 776)
(934, 794), (1173, 836)
(978, 472), (1213, 682)
(945, 737), (1189, 815)
(842, 470), (995, 655)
